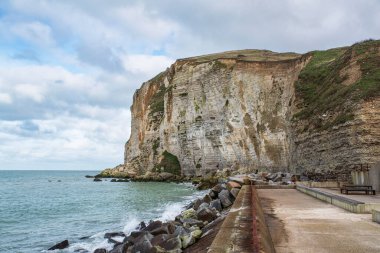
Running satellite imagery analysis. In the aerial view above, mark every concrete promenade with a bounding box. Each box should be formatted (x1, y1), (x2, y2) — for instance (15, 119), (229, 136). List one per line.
(258, 189), (380, 253)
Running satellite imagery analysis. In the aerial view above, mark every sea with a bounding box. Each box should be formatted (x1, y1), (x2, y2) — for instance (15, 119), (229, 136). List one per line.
(0, 170), (204, 253)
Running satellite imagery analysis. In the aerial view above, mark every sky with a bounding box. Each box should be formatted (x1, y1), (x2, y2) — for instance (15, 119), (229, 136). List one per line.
(0, 0), (379, 170)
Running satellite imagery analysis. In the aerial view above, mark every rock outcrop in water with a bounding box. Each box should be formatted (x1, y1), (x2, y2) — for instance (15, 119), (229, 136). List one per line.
(101, 40), (380, 180)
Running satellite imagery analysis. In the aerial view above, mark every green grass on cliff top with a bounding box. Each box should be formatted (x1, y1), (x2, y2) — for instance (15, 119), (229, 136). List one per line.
(180, 49), (300, 63)
(294, 39), (380, 130)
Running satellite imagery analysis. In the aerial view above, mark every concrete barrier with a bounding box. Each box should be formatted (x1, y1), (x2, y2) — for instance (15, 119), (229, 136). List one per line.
(208, 185), (275, 253)
(296, 181), (345, 188)
(296, 185), (368, 213)
(373, 210), (380, 224)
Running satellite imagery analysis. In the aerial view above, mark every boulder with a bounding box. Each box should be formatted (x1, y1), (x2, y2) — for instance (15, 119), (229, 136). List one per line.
(197, 202), (209, 211)
(210, 199), (222, 212)
(143, 220), (163, 232)
(230, 188), (240, 199)
(150, 225), (169, 236)
(181, 208), (197, 219)
(94, 249), (107, 253)
(85, 175), (94, 178)
(104, 232), (125, 239)
(131, 234), (154, 253)
(208, 190), (217, 199)
(197, 207), (217, 222)
(151, 234), (170, 247)
(180, 232), (195, 249)
(218, 190), (233, 208)
(124, 231), (153, 245)
(192, 198), (202, 211)
(211, 184), (224, 194)
(182, 218), (204, 227)
(159, 235), (182, 251)
(109, 243), (128, 253)
(226, 181), (241, 190)
(110, 179), (117, 182)
(93, 178), (102, 182)
(202, 194), (212, 203)
(48, 240), (69, 250)
(159, 172), (175, 180)
(228, 176), (245, 185)
(190, 229), (202, 239)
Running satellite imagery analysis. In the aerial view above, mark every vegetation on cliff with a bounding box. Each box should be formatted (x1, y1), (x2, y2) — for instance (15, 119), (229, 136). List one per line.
(294, 39), (380, 130)
(155, 150), (181, 175)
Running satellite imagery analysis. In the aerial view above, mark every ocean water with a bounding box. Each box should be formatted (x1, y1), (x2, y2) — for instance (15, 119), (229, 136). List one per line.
(0, 170), (203, 253)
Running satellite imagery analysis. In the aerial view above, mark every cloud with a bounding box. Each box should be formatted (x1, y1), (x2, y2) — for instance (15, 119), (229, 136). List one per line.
(0, 0), (379, 170)
(0, 92), (12, 104)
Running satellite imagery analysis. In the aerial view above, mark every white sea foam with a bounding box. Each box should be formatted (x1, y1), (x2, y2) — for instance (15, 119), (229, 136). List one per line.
(122, 216), (140, 235)
(159, 202), (184, 221)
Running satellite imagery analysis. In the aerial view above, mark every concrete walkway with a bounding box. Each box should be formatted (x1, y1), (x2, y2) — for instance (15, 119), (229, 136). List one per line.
(258, 189), (380, 253)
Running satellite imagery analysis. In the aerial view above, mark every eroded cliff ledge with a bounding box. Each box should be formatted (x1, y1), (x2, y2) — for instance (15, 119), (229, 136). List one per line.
(101, 40), (380, 179)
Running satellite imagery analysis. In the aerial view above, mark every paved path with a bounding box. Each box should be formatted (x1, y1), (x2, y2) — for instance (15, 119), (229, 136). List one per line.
(258, 189), (380, 253)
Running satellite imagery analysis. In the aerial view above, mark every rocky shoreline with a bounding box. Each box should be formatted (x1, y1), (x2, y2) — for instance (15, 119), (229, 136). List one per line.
(48, 175), (250, 253)
(49, 171), (303, 252)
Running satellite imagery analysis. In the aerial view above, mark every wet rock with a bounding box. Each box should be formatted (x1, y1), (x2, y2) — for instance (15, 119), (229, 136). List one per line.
(181, 208), (197, 219)
(93, 178), (102, 182)
(104, 232), (125, 239)
(192, 198), (202, 210)
(151, 234), (170, 247)
(197, 207), (217, 222)
(202, 194), (212, 204)
(93, 249), (107, 253)
(182, 218), (204, 227)
(159, 235), (182, 251)
(109, 243), (128, 253)
(124, 231), (153, 245)
(211, 184), (224, 194)
(137, 221), (146, 230)
(209, 190), (217, 199)
(111, 179), (117, 182)
(85, 175), (94, 178)
(230, 188), (240, 199)
(197, 202), (209, 211)
(159, 172), (175, 180)
(150, 225), (169, 236)
(210, 199), (222, 212)
(48, 240), (69, 250)
(143, 220), (163, 232)
(131, 234), (154, 253)
(218, 189), (233, 208)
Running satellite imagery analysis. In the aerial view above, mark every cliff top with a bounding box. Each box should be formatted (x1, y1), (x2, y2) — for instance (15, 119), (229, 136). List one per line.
(179, 49), (301, 63)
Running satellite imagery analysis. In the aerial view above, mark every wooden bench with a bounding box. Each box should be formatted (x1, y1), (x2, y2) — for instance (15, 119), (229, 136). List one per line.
(340, 185), (376, 195)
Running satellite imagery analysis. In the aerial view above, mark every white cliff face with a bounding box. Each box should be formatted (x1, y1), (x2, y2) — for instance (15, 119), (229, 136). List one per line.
(124, 51), (309, 176)
(101, 42), (380, 179)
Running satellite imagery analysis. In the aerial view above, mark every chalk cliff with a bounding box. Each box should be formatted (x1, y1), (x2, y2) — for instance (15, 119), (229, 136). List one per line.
(101, 40), (380, 179)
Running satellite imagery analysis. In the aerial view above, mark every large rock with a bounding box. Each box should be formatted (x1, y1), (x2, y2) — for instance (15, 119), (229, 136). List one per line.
(226, 181), (242, 191)
(143, 220), (163, 232)
(202, 194), (212, 203)
(181, 208), (197, 219)
(94, 249), (107, 253)
(104, 232), (125, 239)
(48, 240), (69, 250)
(218, 189), (233, 208)
(210, 199), (222, 212)
(109, 243), (128, 253)
(159, 235), (182, 252)
(131, 234), (154, 253)
(230, 188), (240, 199)
(192, 198), (202, 211)
(197, 207), (217, 222)
(182, 218), (204, 228)
(197, 202), (209, 211)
